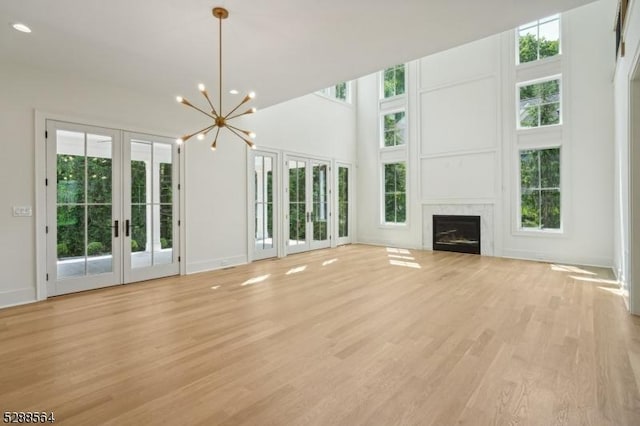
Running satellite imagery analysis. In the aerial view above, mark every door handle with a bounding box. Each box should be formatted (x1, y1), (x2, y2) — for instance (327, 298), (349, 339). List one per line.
(125, 220), (130, 237)
(114, 220), (119, 238)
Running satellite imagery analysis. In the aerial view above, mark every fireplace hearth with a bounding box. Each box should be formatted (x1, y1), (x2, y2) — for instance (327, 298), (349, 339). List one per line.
(433, 215), (481, 255)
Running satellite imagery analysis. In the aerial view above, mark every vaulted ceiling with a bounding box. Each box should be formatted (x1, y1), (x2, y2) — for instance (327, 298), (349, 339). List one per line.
(0, 0), (598, 109)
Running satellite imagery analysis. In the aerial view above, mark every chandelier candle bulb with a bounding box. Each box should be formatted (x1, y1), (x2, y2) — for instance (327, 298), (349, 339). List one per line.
(198, 84), (206, 92)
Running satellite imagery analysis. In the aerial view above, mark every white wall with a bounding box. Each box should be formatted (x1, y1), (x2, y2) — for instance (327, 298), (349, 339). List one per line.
(0, 63), (356, 308)
(613, 0), (640, 312)
(356, 0), (615, 267)
(502, 0), (615, 266)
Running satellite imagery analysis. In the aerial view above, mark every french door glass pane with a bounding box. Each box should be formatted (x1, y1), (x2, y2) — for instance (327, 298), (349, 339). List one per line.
(56, 130), (113, 279)
(154, 143), (173, 265)
(255, 156), (274, 250)
(338, 167), (349, 238)
(131, 141), (152, 268)
(56, 205), (85, 279)
(289, 161), (306, 246)
(130, 140), (174, 268)
(313, 164), (328, 242)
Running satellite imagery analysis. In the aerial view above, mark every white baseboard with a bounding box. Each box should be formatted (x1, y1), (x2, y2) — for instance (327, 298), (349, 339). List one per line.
(355, 238), (422, 251)
(186, 255), (248, 275)
(0, 288), (37, 310)
(501, 248), (612, 269)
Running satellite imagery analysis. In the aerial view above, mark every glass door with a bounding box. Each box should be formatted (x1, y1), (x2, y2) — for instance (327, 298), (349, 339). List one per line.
(286, 156), (331, 254)
(252, 151), (278, 260)
(287, 157), (309, 254)
(336, 163), (352, 245)
(310, 161), (330, 250)
(46, 121), (122, 296)
(123, 133), (180, 283)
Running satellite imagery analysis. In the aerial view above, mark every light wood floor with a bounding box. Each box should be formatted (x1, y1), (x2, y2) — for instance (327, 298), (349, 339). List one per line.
(1, 245), (640, 425)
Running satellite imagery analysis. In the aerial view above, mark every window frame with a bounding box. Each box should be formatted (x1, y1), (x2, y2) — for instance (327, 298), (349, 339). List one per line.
(380, 161), (407, 226)
(516, 75), (562, 130)
(380, 108), (407, 149)
(316, 81), (352, 103)
(380, 64), (407, 100)
(516, 14), (562, 66)
(517, 146), (562, 232)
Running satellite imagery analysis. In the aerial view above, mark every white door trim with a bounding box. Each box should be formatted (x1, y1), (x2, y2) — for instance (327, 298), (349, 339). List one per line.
(35, 111), (185, 300)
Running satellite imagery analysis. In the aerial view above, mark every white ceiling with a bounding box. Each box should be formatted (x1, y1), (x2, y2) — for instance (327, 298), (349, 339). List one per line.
(0, 0), (597, 109)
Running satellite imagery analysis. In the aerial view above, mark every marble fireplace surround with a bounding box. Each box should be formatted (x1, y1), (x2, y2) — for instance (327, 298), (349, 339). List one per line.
(422, 204), (494, 256)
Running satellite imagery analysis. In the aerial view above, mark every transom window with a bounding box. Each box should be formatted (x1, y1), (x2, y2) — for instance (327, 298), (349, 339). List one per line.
(520, 148), (561, 230)
(518, 78), (561, 128)
(383, 162), (406, 224)
(518, 15), (560, 64)
(382, 64), (406, 98)
(316, 82), (351, 103)
(382, 111), (406, 147)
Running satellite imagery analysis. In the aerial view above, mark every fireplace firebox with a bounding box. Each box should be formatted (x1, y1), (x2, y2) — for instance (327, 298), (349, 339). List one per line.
(433, 215), (481, 255)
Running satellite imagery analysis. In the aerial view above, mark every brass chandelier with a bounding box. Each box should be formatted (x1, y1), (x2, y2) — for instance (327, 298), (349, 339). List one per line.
(176, 7), (256, 151)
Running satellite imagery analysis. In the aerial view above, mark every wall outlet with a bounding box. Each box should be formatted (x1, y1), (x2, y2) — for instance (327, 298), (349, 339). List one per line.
(13, 206), (32, 217)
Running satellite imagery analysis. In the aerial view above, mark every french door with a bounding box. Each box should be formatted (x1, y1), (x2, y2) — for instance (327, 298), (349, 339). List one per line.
(123, 133), (180, 283)
(46, 121), (179, 296)
(251, 151), (278, 260)
(286, 156), (331, 254)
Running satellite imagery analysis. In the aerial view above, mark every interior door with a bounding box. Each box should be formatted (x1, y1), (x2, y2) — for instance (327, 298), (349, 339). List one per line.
(123, 133), (180, 283)
(286, 156), (331, 254)
(252, 151), (278, 260)
(46, 121), (122, 296)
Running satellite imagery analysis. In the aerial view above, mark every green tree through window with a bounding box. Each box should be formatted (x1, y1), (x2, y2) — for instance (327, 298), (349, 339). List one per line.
(384, 163), (406, 224)
(383, 64), (405, 98)
(518, 15), (560, 64)
(520, 148), (560, 230)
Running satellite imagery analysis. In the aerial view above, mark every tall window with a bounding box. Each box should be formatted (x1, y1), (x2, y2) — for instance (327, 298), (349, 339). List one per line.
(518, 78), (561, 128)
(338, 166), (349, 238)
(383, 162), (406, 224)
(316, 82), (351, 103)
(383, 64), (406, 98)
(382, 111), (406, 147)
(520, 148), (561, 230)
(518, 15), (560, 64)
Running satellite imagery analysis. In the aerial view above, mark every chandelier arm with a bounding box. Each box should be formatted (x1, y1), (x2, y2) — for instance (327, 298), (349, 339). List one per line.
(226, 108), (256, 120)
(201, 91), (219, 117)
(226, 126), (255, 148)
(182, 124), (217, 142)
(226, 123), (253, 137)
(211, 127), (221, 150)
(182, 102), (217, 120)
(223, 98), (250, 120)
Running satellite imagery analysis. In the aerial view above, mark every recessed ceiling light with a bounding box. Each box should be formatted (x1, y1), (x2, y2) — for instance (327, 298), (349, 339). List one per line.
(12, 23), (32, 33)
(229, 89), (239, 95)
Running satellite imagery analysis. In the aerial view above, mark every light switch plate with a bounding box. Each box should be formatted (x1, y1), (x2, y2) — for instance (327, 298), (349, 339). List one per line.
(13, 206), (33, 217)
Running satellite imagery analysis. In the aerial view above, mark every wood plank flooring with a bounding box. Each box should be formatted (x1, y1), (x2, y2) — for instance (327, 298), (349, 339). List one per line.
(1, 244), (640, 425)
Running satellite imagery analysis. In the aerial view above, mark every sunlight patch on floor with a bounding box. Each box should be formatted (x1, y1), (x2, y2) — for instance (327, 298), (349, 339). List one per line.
(210, 285), (220, 290)
(322, 259), (338, 266)
(241, 274), (271, 286)
(286, 266), (307, 275)
(570, 275), (619, 285)
(388, 254), (416, 261)
(389, 259), (421, 269)
(597, 285), (624, 296)
(551, 264), (597, 275)
(386, 247), (411, 255)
